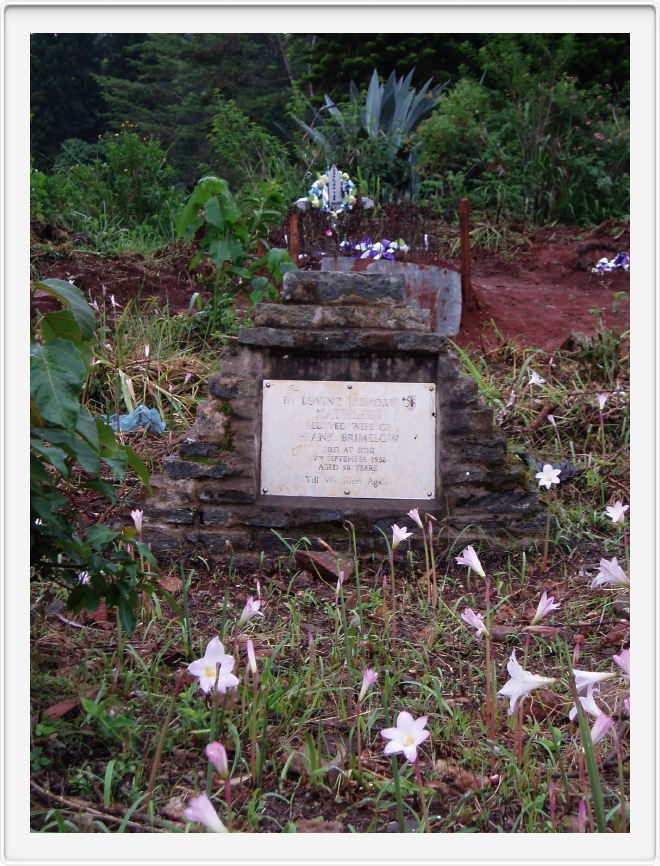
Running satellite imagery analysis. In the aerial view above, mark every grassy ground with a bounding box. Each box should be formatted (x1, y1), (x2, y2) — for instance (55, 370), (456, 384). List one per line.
(30, 301), (630, 834)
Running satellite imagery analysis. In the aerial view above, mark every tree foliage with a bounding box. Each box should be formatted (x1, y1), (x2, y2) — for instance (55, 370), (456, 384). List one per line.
(31, 279), (155, 633)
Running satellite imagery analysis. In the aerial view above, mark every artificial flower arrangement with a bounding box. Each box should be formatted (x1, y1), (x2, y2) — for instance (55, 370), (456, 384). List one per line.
(339, 237), (410, 261)
(591, 252), (630, 273)
(307, 169), (356, 217)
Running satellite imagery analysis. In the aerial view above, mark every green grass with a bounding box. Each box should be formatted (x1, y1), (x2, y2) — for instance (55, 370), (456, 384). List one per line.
(29, 321), (630, 833)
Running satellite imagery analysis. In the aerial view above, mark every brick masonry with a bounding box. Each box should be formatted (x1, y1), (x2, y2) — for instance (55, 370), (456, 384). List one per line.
(143, 271), (544, 562)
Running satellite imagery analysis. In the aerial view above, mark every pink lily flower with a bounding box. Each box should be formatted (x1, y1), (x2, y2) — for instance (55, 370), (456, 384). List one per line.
(604, 501), (629, 524)
(530, 590), (561, 625)
(590, 713), (615, 745)
(205, 741), (229, 778)
(182, 793), (227, 832)
(613, 648), (629, 679)
(130, 509), (143, 535)
(358, 668), (378, 702)
(573, 669), (615, 693)
(535, 464), (561, 489)
(391, 524), (413, 550)
(590, 557), (629, 589)
(460, 607), (488, 639)
(238, 596), (264, 626)
(455, 545), (485, 578)
(407, 508), (423, 530)
(246, 638), (257, 675)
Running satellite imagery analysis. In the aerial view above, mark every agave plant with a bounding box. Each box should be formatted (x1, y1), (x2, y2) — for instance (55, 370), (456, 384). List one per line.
(296, 69), (447, 201)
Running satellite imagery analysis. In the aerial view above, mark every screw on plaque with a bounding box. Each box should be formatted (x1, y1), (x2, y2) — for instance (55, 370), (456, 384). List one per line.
(265, 382), (271, 388)
(347, 384), (353, 389)
(262, 488), (268, 493)
(427, 492), (433, 497)
(344, 489), (350, 495)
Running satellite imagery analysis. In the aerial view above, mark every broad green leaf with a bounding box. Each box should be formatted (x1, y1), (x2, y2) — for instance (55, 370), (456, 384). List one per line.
(30, 440), (70, 476)
(75, 407), (100, 450)
(39, 309), (82, 344)
(69, 436), (101, 474)
(125, 447), (151, 488)
(96, 417), (120, 448)
(102, 454), (128, 478)
(209, 236), (243, 269)
(203, 195), (225, 230)
(87, 524), (119, 549)
(30, 339), (87, 429)
(118, 596), (137, 635)
(36, 279), (96, 342)
(250, 276), (269, 292)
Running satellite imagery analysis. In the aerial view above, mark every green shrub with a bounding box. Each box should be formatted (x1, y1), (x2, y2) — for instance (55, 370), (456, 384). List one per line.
(176, 175), (296, 316)
(416, 74), (629, 224)
(295, 69), (445, 202)
(206, 95), (293, 195)
(30, 127), (183, 245)
(30, 278), (154, 633)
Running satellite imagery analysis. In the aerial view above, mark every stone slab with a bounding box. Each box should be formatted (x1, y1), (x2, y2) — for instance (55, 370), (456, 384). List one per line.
(282, 270), (405, 304)
(238, 327), (445, 354)
(254, 303), (430, 332)
(260, 379), (436, 500)
(320, 256), (462, 336)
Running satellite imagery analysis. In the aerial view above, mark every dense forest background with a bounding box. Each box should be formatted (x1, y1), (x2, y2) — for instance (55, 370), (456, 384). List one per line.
(31, 33), (630, 228)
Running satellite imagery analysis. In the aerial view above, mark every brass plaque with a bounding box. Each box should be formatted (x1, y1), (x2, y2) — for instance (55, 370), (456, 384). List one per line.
(260, 380), (436, 499)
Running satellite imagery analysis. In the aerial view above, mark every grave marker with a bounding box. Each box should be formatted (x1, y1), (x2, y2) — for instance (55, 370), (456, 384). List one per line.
(144, 270), (544, 561)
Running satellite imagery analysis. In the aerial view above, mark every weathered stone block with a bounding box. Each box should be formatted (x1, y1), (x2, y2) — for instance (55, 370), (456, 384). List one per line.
(208, 374), (259, 401)
(254, 303), (430, 332)
(189, 400), (230, 442)
(462, 439), (507, 465)
(282, 270), (405, 304)
(146, 507), (197, 525)
(163, 457), (236, 481)
(238, 327), (445, 354)
(198, 486), (256, 505)
(200, 508), (232, 525)
(179, 439), (224, 460)
(185, 529), (252, 552)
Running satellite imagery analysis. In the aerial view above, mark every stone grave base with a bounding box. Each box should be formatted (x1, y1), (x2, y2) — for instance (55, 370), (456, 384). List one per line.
(142, 271), (545, 565)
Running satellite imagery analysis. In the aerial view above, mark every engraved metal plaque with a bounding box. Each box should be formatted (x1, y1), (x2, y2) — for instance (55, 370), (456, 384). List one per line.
(260, 380), (436, 499)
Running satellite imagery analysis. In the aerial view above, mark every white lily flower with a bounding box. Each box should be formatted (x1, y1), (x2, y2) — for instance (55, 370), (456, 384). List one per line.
(573, 669), (616, 693)
(498, 649), (556, 715)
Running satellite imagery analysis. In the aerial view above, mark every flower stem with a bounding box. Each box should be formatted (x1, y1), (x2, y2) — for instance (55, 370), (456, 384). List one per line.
(560, 639), (607, 832)
(145, 669), (185, 807)
(224, 777), (233, 830)
(615, 730), (627, 833)
(391, 756), (406, 833)
(355, 699), (362, 776)
(420, 523), (431, 605)
(389, 551), (398, 641)
(250, 672), (259, 783)
(542, 488), (552, 572)
(414, 756), (430, 832)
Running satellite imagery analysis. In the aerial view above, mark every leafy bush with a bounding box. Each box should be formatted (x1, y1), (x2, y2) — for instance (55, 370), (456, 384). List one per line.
(30, 278), (155, 633)
(206, 95), (294, 195)
(176, 176), (297, 312)
(296, 69), (445, 202)
(416, 72), (629, 225)
(30, 127), (184, 245)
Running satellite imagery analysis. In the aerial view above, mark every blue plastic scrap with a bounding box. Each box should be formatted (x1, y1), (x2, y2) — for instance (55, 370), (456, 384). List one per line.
(99, 404), (167, 434)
